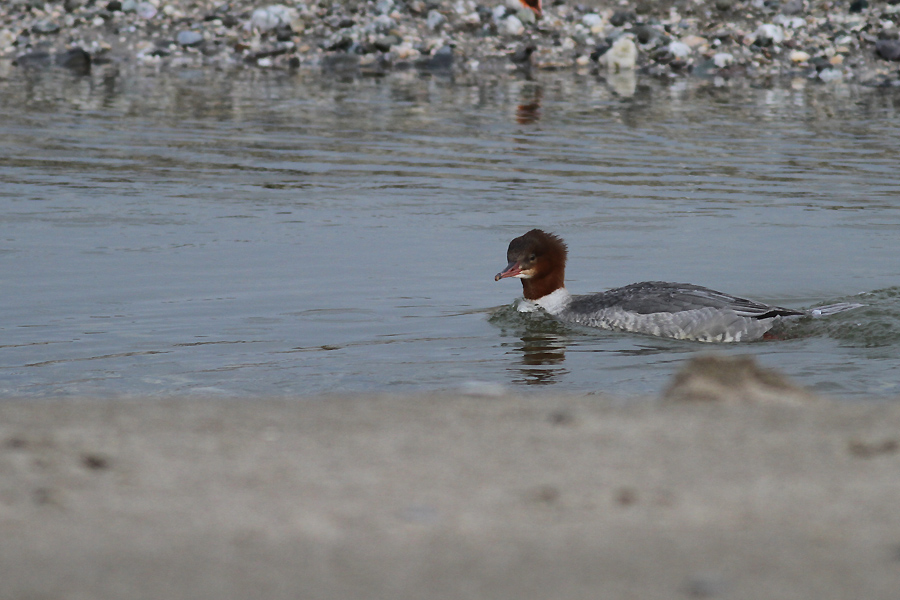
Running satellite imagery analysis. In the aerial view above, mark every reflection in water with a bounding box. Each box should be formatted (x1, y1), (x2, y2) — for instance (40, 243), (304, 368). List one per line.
(516, 84), (543, 124)
(505, 331), (568, 386)
(606, 70), (637, 98)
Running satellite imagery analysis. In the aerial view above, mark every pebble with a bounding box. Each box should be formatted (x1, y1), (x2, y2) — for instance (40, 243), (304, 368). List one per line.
(713, 52), (734, 68)
(176, 30), (204, 47)
(425, 9), (444, 31)
(248, 5), (295, 32)
(373, 35), (400, 52)
(789, 50), (810, 63)
(668, 41), (692, 59)
(582, 14), (604, 28)
(781, 0), (805, 15)
(609, 9), (635, 28)
(602, 36), (637, 71)
(876, 39), (900, 61)
(375, 0), (394, 16)
(632, 24), (658, 45)
(31, 21), (60, 35)
(818, 67), (843, 82)
(417, 44), (453, 70)
(502, 15), (524, 36)
(714, 0), (734, 11)
(754, 24), (785, 46)
(135, 1), (156, 19)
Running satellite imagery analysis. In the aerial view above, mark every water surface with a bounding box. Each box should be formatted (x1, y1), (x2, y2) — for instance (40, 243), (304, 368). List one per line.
(2, 66), (899, 398)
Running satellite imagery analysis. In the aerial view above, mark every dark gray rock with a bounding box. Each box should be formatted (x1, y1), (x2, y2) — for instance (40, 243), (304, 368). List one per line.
(609, 10), (635, 27)
(416, 44), (453, 70)
(56, 47), (91, 74)
(876, 39), (900, 61)
(320, 52), (360, 73)
(509, 44), (535, 66)
(13, 52), (52, 69)
(273, 23), (294, 42)
(590, 42), (611, 62)
(781, 0), (804, 15)
(632, 24), (659, 45)
(373, 35), (401, 52)
(324, 32), (353, 52)
(714, 0), (734, 11)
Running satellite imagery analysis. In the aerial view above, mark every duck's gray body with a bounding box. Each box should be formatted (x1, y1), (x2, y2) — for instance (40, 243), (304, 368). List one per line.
(549, 281), (858, 343)
(497, 230), (862, 343)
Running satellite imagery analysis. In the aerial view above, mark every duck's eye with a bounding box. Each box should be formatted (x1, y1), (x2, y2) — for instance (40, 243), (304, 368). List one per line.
(528, 253), (536, 261)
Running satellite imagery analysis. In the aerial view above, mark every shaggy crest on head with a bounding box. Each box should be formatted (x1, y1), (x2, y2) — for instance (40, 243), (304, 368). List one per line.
(494, 229), (863, 343)
(495, 229), (567, 301)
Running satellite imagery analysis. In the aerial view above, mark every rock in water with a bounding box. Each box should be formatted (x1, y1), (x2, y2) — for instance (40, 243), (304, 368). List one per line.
(57, 47), (91, 74)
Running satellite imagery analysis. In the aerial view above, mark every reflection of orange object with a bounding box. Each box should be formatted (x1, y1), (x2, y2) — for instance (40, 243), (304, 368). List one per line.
(519, 0), (542, 18)
(516, 101), (541, 124)
(516, 86), (543, 124)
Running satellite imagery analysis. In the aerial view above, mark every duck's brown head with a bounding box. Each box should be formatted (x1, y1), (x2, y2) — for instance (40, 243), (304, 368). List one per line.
(494, 229), (567, 300)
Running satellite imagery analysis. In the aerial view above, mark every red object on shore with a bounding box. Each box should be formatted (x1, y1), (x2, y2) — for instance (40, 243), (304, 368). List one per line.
(519, 0), (542, 18)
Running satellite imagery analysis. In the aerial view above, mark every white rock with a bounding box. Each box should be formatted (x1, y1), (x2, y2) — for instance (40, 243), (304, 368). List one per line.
(0, 29), (16, 52)
(370, 14), (395, 32)
(603, 36), (637, 71)
(582, 13), (604, 28)
(503, 15), (525, 36)
(426, 9), (445, 30)
(461, 11), (481, 25)
(789, 50), (810, 63)
(754, 23), (784, 45)
(247, 5), (296, 32)
(713, 52), (734, 68)
(394, 41), (420, 59)
(818, 68), (842, 82)
(668, 41), (691, 58)
(774, 15), (805, 29)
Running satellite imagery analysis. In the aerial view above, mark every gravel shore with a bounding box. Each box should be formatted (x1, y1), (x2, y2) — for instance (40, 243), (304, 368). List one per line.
(3, 0), (900, 83)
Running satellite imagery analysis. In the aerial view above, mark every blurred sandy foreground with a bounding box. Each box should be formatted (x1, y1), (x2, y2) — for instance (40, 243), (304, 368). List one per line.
(2, 363), (900, 600)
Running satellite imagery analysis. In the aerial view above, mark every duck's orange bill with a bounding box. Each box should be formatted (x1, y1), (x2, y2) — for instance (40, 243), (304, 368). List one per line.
(495, 261), (522, 281)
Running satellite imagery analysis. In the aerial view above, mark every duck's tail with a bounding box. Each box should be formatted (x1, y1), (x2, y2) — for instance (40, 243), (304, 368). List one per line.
(808, 302), (865, 317)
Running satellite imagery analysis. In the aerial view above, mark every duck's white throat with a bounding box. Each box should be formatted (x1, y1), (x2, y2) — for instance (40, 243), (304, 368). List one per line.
(517, 288), (572, 315)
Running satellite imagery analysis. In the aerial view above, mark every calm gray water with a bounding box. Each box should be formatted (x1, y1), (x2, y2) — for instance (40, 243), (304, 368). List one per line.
(1, 66), (899, 399)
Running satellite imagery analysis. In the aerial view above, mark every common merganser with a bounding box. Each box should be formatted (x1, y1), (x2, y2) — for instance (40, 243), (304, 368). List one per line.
(495, 229), (862, 343)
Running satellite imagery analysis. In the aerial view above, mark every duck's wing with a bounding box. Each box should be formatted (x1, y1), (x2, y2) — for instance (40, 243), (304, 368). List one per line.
(570, 281), (804, 319)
